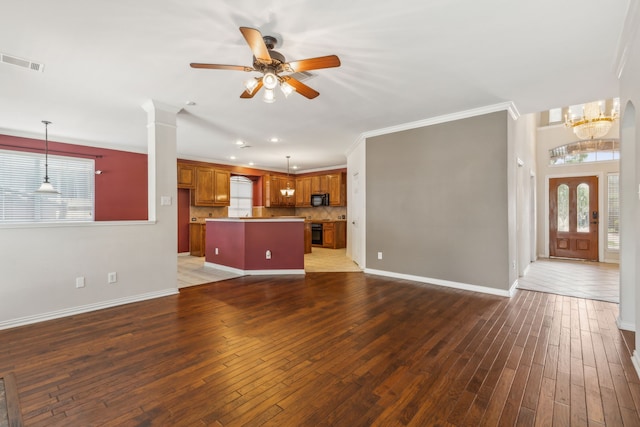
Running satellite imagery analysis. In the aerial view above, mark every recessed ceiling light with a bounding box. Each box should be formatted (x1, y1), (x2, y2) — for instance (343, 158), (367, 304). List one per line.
(230, 156), (236, 160)
(269, 137), (279, 143)
(249, 162), (255, 166)
(185, 101), (196, 106)
(292, 165), (298, 170)
(235, 140), (244, 146)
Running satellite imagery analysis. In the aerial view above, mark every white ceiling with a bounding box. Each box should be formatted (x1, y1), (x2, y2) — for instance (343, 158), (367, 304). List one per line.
(0, 0), (630, 172)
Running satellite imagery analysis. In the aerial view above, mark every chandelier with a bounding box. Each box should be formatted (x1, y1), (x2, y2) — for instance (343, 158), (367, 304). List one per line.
(280, 156), (295, 198)
(565, 101), (619, 140)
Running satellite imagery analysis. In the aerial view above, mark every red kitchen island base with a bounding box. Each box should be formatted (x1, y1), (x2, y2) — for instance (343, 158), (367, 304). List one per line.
(204, 217), (305, 275)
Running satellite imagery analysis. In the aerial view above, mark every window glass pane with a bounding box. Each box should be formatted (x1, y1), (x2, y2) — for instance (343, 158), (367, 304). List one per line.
(229, 176), (252, 217)
(557, 184), (569, 232)
(548, 108), (562, 124)
(577, 183), (590, 232)
(608, 174), (620, 250)
(0, 149), (94, 222)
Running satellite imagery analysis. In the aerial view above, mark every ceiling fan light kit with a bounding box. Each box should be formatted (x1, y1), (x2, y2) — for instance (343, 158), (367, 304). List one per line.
(191, 26), (341, 103)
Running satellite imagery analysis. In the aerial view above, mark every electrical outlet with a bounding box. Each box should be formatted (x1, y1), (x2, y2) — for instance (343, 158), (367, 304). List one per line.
(378, 252), (383, 260)
(75, 277), (85, 288)
(108, 272), (117, 284)
(215, 248), (219, 255)
(266, 250), (272, 259)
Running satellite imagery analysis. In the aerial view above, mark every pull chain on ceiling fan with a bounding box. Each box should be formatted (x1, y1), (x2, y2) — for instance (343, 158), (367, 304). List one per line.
(190, 27), (341, 102)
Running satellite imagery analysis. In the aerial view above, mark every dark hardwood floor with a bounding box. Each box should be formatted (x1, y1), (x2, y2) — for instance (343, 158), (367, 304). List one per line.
(0, 273), (638, 426)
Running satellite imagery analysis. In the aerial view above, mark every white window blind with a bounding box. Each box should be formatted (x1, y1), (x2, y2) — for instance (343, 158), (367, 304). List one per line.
(607, 174), (619, 251)
(228, 176), (253, 217)
(0, 149), (95, 222)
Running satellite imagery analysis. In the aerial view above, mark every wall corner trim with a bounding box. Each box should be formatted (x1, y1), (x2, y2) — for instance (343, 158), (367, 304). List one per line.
(614, 0), (640, 78)
(0, 288), (179, 331)
(364, 268), (512, 298)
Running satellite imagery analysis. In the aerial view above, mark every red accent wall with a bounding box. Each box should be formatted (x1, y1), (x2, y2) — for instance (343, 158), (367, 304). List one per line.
(205, 220), (304, 270)
(0, 134), (147, 220)
(177, 189), (190, 252)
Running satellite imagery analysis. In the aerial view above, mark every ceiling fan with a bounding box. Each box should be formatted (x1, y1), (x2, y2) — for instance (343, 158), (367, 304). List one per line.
(190, 27), (341, 102)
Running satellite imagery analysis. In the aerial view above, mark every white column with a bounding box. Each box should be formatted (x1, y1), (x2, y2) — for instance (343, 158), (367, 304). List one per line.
(141, 100), (181, 222)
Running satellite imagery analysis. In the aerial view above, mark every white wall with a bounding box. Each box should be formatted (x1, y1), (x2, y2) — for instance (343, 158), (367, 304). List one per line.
(617, 0), (640, 367)
(509, 113), (538, 277)
(346, 137), (366, 268)
(0, 100), (179, 329)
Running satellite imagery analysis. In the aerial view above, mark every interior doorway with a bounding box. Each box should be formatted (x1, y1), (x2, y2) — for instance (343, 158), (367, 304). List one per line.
(549, 176), (599, 261)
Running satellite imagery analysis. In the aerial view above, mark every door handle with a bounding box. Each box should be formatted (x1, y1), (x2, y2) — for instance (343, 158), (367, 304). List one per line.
(590, 221), (598, 224)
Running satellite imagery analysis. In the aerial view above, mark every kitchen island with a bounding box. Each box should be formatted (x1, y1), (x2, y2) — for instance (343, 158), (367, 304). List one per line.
(204, 217), (305, 275)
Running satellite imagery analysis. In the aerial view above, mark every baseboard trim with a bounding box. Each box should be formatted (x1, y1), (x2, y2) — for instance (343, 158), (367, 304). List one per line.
(0, 288), (179, 331)
(632, 350), (640, 380)
(617, 317), (636, 332)
(364, 268), (512, 297)
(204, 262), (305, 276)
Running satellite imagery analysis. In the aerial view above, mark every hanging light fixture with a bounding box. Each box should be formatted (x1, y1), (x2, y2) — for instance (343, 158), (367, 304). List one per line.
(35, 120), (59, 194)
(565, 100), (619, 140)
(280, 155), (295, 198)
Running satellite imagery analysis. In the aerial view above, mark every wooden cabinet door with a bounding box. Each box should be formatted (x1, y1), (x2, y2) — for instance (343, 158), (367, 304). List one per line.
(177, 163), (195, 189)
(327, 173), (343, 206)
(193, 167), (230, 206)
(213, 169), (230, 205)
(296, 177), (311, 207)
(323, 223), (335, 248)
(193, 167), (215, 206)
(311, 175), (328, 194)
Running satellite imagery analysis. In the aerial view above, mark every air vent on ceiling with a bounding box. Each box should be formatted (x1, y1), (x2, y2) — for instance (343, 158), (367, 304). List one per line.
(289, 71), (315, 82)
(1, 52), (45, 72)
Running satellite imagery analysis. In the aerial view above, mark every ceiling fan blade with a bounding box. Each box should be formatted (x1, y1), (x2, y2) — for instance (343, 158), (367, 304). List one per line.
(190, 63), (254, 72)
(281, 55), (341, 73)
(240, 79), (264, 98)
(239, 27), (271, 63)
(282, 77), (320, 99)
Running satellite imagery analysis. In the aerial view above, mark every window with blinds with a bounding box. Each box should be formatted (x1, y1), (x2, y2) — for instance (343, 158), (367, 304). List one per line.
(0, 149), (95, 222)
(228, 176), (253, 217)
(607, 173), (619, 251)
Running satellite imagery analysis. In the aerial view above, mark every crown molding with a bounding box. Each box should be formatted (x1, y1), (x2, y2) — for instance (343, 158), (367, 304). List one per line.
(344, 101), (520, 158)
(360, 101), (520, 141)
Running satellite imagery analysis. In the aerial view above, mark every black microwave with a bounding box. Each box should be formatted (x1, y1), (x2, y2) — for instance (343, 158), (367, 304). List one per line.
(311, 193), (329, 207)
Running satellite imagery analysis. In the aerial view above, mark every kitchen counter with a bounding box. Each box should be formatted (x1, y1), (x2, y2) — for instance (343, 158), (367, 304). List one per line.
(204, 217), (305, 275)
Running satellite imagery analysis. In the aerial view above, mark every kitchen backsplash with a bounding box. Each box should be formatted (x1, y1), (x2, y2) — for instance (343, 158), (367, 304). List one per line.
(190, 205), (346, 221)
(296, 206), (347, 220)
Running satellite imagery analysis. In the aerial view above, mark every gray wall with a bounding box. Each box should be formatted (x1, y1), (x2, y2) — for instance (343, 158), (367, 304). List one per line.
(366, 111), (511, 291)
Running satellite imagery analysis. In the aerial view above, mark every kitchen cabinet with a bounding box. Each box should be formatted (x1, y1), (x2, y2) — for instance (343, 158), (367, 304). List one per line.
(263, 174), (295, 207)
(192, 167), (230, 206)
(327, 173), (346, 206)
(295, 177), (311, 207)
(177, 162), (195, 189)
(311, 175), (329, 194)
(312, 221), (346, 249)
(189, 223), (206, 256)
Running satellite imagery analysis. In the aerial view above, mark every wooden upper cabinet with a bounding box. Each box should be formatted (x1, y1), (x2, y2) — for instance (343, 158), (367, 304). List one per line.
(177, 162), (195, 189)
(310, 175), (329, 194)
(263, 174), (295, 207)
(213, 169), (230, 205)
(192, 167), (230, 206)
(295, 177), (311, 207)
(327, 172), (346, 206)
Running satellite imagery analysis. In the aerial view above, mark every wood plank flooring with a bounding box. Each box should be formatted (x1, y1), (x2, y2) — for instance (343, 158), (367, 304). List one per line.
(0, 273), (638, 426)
